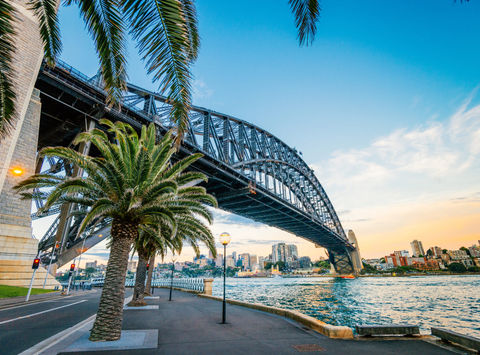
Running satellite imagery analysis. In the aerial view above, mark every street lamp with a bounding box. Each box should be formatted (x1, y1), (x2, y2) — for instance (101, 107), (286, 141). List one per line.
(219, 232), (231, 324)
(10, 166), (25, 177)
(169, 254), (177, 301)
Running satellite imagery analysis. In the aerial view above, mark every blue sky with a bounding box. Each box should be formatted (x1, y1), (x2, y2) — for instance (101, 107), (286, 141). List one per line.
(41, 0), (480, 263)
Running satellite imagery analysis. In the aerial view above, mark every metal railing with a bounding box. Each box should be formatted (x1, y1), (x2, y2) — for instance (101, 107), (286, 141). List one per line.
(91, 277), (205, 292)
(152, 278), (204, 292)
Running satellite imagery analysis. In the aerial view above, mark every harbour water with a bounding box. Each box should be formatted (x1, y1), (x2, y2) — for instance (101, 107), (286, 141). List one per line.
(211, 275), (480, 337)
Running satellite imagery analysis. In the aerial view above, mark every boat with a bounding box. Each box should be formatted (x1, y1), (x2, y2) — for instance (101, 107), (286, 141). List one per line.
(339, 274), (356, 279)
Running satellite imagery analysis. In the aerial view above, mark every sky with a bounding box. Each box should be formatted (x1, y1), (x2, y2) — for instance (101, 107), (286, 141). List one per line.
(33, 0), (480, 266)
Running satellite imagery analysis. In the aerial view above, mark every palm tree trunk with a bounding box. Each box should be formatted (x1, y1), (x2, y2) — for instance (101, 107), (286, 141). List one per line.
(144, 254), (155, 295)
(128, 253), (148, 306)
(89, 220), (137, 341)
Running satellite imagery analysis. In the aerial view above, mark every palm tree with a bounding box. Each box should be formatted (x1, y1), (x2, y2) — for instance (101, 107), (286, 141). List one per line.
(1, 0), (321, 141)
(15, 119), (213, 341)
(129, 203), (216, 306)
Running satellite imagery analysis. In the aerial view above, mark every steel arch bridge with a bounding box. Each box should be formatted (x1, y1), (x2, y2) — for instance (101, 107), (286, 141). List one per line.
(33, 60), (357, 274)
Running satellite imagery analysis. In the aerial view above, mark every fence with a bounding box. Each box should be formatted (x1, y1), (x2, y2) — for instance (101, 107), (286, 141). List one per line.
(91, 277), (205, 293)
(152, 278), (205, 293)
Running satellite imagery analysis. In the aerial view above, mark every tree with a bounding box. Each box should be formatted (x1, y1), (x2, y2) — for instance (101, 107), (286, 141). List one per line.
(2, 0), (321, 141)
(447, 262), (467, 273)
(15, 119), (202, 341)
(130, 196), (217, 306)
(468, 266), (480, 272)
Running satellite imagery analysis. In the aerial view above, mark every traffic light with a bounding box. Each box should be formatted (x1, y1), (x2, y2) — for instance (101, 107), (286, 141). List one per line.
(55, 242), (60, 249)
(32, 258), (40, 269)
(146, 263), (149, 270)
(70, 263), (75, 272)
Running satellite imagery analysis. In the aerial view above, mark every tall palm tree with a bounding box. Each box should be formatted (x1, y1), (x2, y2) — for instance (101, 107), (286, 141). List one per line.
(15, 119), (212, 341)
(1, 0), (321, 141)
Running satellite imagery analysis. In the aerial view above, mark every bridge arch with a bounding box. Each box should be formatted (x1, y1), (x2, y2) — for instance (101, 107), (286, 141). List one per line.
(33, 60), (357, 274)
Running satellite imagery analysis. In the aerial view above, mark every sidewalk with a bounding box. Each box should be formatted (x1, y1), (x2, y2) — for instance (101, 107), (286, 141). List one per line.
(35, 288), (458, 354)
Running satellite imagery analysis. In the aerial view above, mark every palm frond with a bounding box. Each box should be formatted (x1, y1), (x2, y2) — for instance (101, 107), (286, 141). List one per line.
(28, 0), (62, 64)
(0, 0), (16, 139)
(67, 0), (127, 104)
(123, 0), (198, 146)
(288, 0), (320, 46)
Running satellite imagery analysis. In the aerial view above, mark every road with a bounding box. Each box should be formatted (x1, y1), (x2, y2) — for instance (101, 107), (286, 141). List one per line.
(0, 289), (103, 355)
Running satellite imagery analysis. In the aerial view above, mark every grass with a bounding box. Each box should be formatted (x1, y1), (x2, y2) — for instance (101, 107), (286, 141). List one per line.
(0, 285), (55, 298)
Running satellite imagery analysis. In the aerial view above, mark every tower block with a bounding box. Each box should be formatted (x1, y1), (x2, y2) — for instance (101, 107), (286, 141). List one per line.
(0, 1), (59, 288)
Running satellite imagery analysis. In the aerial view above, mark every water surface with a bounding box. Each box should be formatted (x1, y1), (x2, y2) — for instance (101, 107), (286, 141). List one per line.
(211, 275), (480, 336)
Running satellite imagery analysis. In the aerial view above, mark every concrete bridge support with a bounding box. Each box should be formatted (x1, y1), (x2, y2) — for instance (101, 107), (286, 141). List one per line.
(0, 0), (58, 288)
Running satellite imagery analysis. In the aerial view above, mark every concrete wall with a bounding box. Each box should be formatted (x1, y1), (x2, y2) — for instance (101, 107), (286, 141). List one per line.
(0, 1), (59, 288)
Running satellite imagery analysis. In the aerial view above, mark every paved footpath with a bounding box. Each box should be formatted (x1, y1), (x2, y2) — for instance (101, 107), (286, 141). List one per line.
(50, 288), (456, 355)
(0, 289), (102, 355)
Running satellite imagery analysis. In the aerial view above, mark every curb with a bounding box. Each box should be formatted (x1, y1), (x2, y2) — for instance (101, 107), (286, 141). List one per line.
(18, 294), (133, 355)
(197, 293), (353, 339)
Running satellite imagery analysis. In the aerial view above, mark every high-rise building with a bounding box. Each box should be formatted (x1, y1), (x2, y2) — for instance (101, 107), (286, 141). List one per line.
(226, 255), (235, 268)
(272, 243), (286, 263)
(250, 255), (258, 268)
(258, 256), (266, 269)
(428, 246), (443, 257)
(232, 251), (237, 263)
(239, 253), (251, 270)
(410, 240), (425, 257)
(272, 243), (298, 265)
(215, 254), (223, 267)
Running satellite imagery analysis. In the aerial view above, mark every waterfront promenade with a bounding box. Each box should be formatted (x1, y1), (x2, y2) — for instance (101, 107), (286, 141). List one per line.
(31, 288), (456, 354)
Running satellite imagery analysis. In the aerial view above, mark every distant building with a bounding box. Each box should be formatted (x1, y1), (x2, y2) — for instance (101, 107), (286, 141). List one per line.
(226, 255), (235, 268)
(413, 259), (440, 271)
(239, 253), (251, 270)
(448, 249), (469, 260)
(410, 240), (425, 257)
(85, 260), (97, 269)
(272, 243), (286, 264)
(468, 245), (480, 258)
(250, 255), (258, 270)
(272, 243), (298, 265)
(428, 246), (443, 258)
(127, 261), (137, 272)
(258, 256), (266, 270)
(299, 256), (312, 269)
(232, 251), (237, 264)
(215, 254), (223, 267)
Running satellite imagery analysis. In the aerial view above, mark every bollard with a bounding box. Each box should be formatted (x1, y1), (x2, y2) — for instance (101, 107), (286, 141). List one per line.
(203, 278), (213, 295)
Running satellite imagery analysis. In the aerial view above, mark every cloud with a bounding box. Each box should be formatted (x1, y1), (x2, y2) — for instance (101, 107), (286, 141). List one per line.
(309, 89), (480, 257)
(314, 90), (480, 198)
(192, 79), (213, 100)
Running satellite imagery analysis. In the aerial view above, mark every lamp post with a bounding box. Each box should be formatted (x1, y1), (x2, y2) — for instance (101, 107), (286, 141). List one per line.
(219, 232), (231, 324)
(169, 254), (177, 301)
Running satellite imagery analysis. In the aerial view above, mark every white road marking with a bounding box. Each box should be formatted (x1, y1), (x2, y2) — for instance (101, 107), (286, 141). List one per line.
(0, 295), (75, 312)
(0, 299), (87, 325)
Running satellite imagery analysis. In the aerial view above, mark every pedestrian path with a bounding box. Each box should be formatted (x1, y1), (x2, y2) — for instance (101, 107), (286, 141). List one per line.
(46, 288), (457, 354)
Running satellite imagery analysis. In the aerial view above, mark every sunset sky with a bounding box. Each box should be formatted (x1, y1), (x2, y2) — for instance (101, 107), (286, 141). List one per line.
(33, 0), (480, 265)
